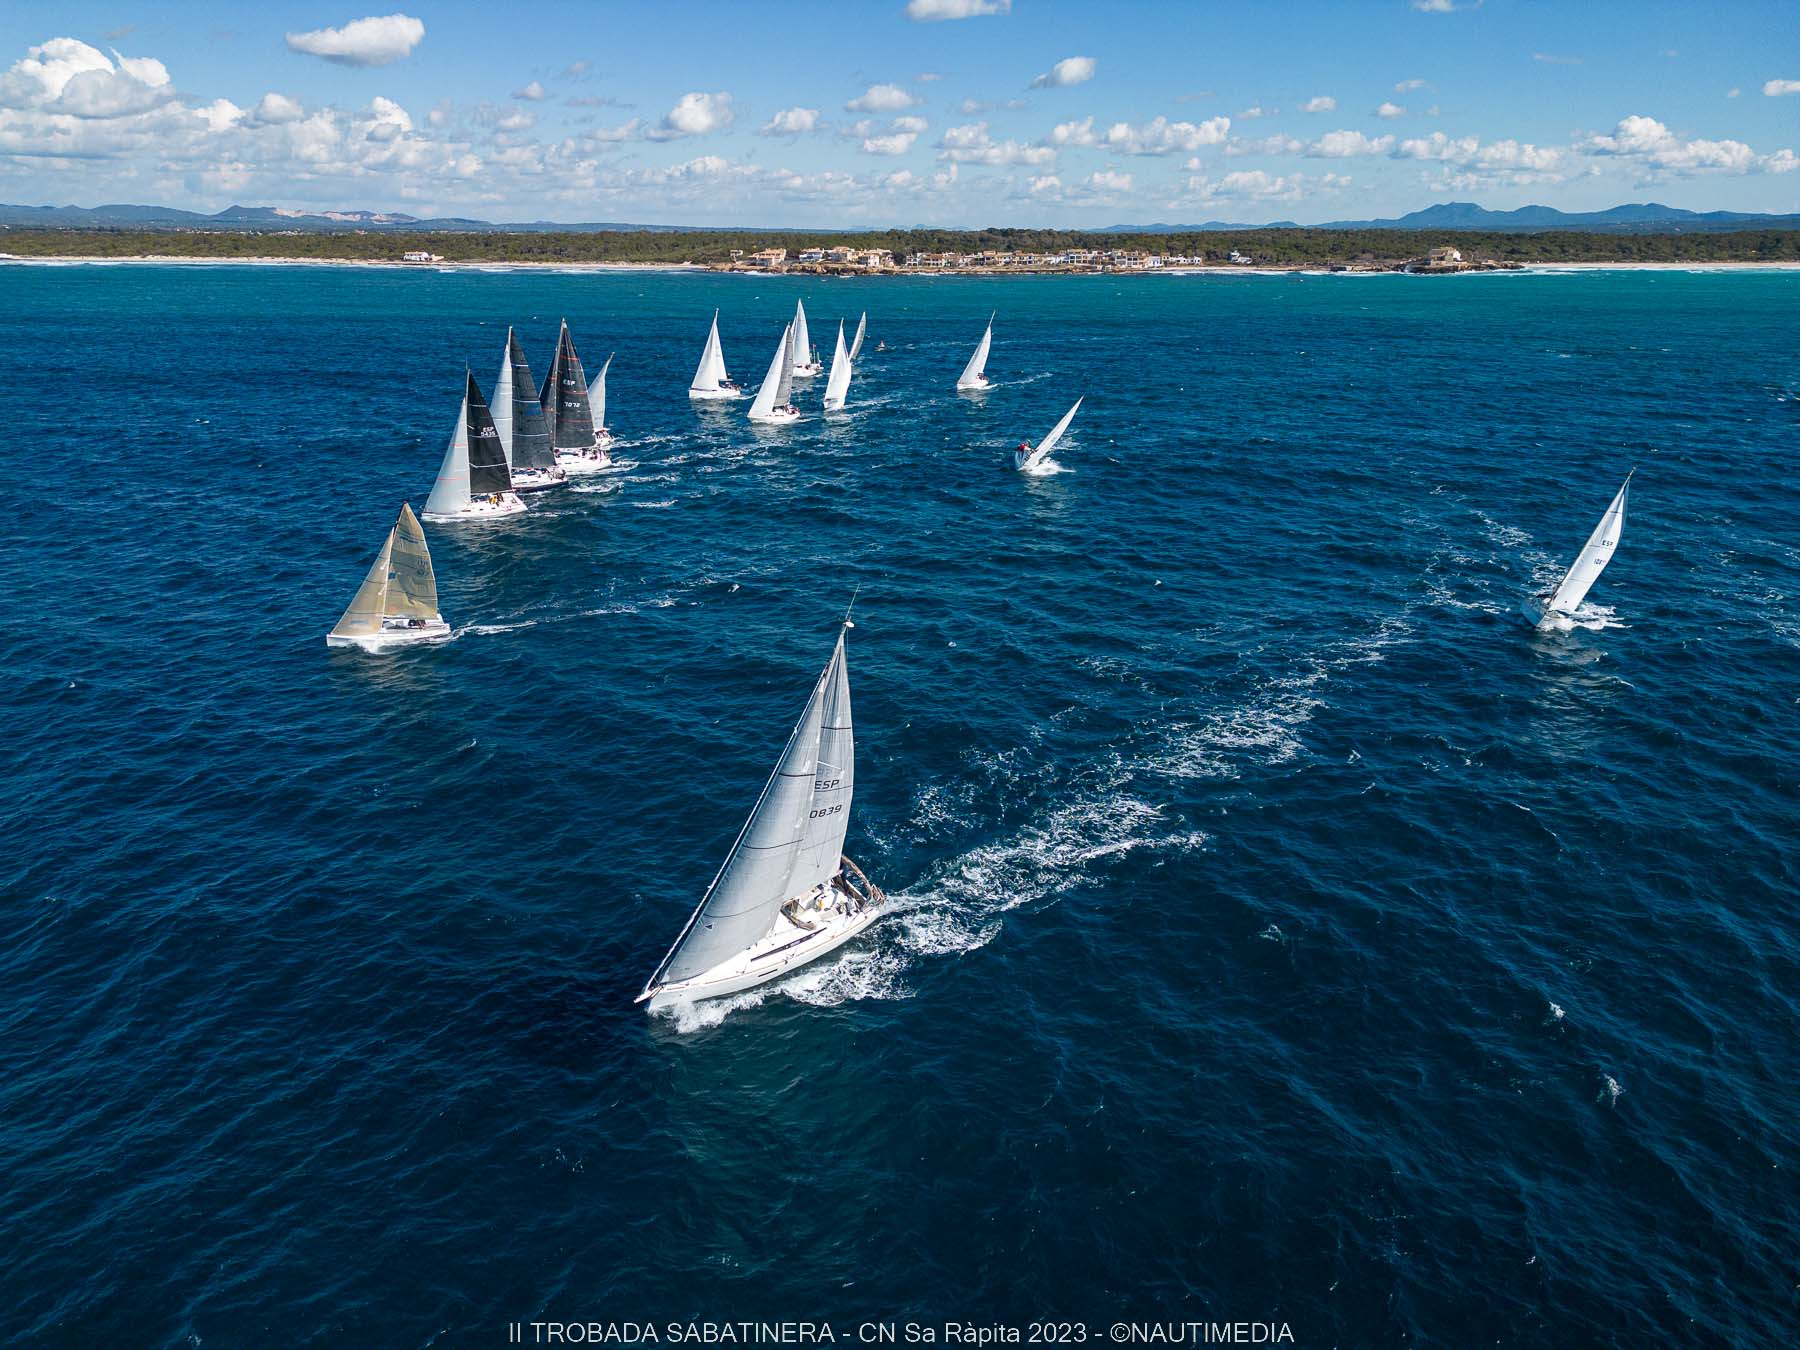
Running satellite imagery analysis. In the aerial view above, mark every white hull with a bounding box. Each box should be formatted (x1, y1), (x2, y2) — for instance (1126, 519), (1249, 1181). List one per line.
(510, 466), (568, 493)
(749, 406), (801, 425)
(644, 884), (881, 1012)
(326, 618), (452, 651)
(1523, 596), (1576, 632)
(690, 386), (745, 402)
(555, 447), (614, 475)
(422, 492), (527, 522)
(957, 376), (991, 392)
(792, 362), (822, 378)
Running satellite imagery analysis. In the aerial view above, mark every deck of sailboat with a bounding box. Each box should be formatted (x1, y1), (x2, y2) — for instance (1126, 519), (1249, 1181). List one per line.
(642, 876), (881, 1011)
(326, 617), (452, 651)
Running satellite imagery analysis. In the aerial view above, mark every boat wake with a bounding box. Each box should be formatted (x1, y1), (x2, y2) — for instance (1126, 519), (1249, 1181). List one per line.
(1021, 458), (1070, 477)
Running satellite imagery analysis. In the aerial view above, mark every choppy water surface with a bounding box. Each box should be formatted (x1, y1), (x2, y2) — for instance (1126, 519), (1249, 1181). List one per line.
(2, 264), (1796, 1347)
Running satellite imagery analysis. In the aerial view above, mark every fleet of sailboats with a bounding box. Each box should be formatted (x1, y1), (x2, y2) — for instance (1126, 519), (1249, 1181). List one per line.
(422, 370), (527, 521)
(326, 503), (450, 650)
(1523, 471), (1632, 631)
(1014, 398), (1082, 472)
(492, 328), (566, 493)
(957, 313), (994, 391)
(637, 616), (883, 1012)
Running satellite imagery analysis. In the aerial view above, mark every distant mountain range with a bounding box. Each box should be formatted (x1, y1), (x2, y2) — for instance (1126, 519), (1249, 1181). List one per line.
(1102, 201), (1800, 234)
(2, 199), (1797, 235)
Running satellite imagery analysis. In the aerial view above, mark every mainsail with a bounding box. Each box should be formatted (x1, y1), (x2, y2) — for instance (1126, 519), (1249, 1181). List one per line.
(792, 299), (813, 365)
(749, 323), (791, 419)
(494, 328), (555, 471)
(958, 314), (994, 389)
(330, 503), (442, 639)
(690, 311), (729, 393)
(423, 385), (472, 516)
(649, 629), (851, 989)
(849, 312), (867, 361)
(775, 323), (797, 406)
(1546, 473), (1631, 615)
(823, 321), (852, 411)
(540, 320), (597, 450)
(465, 371), (512, 494)
(588, 351), (613, 430)
(1021, 398), (1082, 470)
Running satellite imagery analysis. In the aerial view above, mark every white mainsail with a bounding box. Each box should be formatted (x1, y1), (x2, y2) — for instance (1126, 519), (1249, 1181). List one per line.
(648, 629), (850, 990)
(492, 335), (515, 461)
(588, 351), (613, 429)
(849, 312), (867, 361)
(690, 311), (729, 394)
(423, 393), (472, 515)
(823, 321), (852, 411)
(957, 314), (994, 389)
(793, 299), (813, 365)
(748, 323), (791, 420)
(1019, 398), (1083, 470)
(331, 503), (443, 640)
(1545, 472), (1631, 615)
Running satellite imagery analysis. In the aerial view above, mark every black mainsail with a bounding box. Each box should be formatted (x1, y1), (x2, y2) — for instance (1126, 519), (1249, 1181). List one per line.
(465, 371), (512, 496)
(507, 331), (557, 471)
(540, 320), (597, 451)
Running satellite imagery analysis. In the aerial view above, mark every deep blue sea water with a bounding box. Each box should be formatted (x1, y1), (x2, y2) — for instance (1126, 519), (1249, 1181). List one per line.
(2, 262), (1797, 1348)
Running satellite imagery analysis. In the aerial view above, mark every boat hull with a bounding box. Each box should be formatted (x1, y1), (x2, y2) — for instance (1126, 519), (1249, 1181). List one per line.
(555, 448), (613, 475)
(1522, 596), (1575, 631)
(792, 362), (823, 378)
(421, 493), (527, 522)
(326, 619), (452, 651)
(749, 407), (801, 425)
(689, 386), (744, 401)
(510, 466), (568, 493)
(644, 901), (881, 1013)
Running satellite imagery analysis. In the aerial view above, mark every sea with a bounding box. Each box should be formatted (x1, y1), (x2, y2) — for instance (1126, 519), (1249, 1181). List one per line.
(2, 262), (1796, 1348)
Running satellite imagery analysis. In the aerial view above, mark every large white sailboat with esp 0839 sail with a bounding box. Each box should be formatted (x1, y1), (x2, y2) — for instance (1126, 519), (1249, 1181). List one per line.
(637, 609), (885, 1013)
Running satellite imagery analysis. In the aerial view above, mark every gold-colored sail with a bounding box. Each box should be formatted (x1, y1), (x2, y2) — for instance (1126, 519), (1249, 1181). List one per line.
(330, 503), (442, 638)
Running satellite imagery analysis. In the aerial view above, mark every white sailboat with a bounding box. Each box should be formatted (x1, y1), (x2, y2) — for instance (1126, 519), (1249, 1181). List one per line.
(748, 322), (801, 424)
(326, 503), (451, 650)
(587, 351), (616, 450)
(1523, 471), (1633, 631)
(543, 320), (612, 476)
(638, 618), (884, 1012)
(848, 312), (868, 362)
(422, 370), (527, 521)
(957, 313), (994, 391)
(689, 310), (743, 400)
(822, 320), (853, 413)
(1014, 397), (1083, 472)
(790, 299), (822, 377)
(492, 327), (566, 493)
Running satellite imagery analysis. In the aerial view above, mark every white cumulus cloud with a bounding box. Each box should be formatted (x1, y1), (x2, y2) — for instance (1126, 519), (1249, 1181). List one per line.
(906, 0), (1010, 19)
(1764, 79), (1800, 96)
(1582, 114), (1779, 174)
(1376, 102), (1405, 118)
(1103, 115), (1230, 155)
(1309, 129), (1394, 157)
(937, 121), (1054, 165)
(1031, 57), (1096, 90)
(762, 106), (821, 135)
(847, 83), (921, 113)
(653, 90), (734, 138)
(0, 38), (173, 118)
(1086, 169), (1132, 192)
(252, 91), (305, 124)
(863, 131), (918, 155)
(284, 14), (425, 67)
(1301, 95), (1336, 113)
(513, 81), (545, 101)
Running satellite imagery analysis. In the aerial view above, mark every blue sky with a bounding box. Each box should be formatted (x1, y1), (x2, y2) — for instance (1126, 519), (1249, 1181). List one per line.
(1, 1), (1796, 225)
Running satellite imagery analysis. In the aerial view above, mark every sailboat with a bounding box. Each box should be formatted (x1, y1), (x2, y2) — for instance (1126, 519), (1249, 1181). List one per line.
(790, 299), (822, 377)
(748, 322), (801, 424)
(541, 320), (611, 476)
(326, 503), (451, 650)
(848, 312), (868, 362)
(1523, 471), (1632, 631)
(689, 310), (742, 400)
(492, 327), (566, 493)
(588, 351), (616, 449)
(1014, 398), (1083, 472)
(422, 370), (527, 521)
(822, 320), (853, 413)
(637, 616), (884, 1012)
(957, 313), (994, 391)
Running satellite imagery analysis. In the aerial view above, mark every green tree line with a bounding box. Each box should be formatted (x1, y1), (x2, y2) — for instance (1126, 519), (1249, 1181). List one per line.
(3, 225), (1797, 264)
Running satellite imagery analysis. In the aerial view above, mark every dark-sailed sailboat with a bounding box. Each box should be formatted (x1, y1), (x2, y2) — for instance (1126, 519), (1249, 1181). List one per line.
(541, 320), (612, 475)
(423, 370), (527, 521)
(493, 327), (567, 492)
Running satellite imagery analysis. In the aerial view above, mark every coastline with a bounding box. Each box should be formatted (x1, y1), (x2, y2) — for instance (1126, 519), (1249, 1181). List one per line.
(5, 253), (1800, 276)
